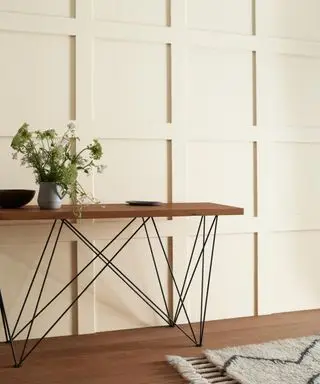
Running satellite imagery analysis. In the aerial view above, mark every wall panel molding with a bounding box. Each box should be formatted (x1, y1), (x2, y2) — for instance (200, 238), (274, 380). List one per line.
(1, 0), (319, 340)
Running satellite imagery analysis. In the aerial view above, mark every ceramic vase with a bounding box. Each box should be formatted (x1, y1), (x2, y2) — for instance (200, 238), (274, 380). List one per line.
(37, 182), (63, 210)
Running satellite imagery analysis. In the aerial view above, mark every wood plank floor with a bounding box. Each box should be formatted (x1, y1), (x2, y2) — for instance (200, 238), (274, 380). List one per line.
(1, 310), (320, 384)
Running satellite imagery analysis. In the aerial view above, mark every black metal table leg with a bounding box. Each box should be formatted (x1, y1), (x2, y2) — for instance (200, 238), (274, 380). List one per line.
(0, 290), (18, 366)
(2, 214), (219, 367)
(0, 290), (9, 343)
(11, 220), (58, 340)
(171, 216), (219, 346)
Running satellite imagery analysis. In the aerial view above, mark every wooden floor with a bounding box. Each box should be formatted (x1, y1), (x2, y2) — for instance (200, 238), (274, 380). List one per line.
(1, 310), (320, 384)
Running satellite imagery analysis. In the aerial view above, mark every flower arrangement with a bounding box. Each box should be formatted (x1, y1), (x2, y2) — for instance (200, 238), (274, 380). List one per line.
(10, 121), (106, 208)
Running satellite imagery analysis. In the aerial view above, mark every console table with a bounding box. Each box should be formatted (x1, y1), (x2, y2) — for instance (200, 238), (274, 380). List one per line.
(0, 202), (243, 367)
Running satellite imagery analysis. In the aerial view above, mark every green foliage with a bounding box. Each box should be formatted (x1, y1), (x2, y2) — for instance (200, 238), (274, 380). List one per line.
(11, 122), (106, 206)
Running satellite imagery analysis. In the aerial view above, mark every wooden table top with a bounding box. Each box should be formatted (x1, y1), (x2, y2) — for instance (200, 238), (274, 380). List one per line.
(0, 202), (244, 221)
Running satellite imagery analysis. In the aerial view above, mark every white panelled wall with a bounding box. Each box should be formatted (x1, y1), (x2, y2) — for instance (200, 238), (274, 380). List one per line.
(0, 0), (320, 341)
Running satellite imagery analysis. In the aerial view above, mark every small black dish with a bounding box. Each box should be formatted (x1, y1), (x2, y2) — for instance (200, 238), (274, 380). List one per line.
(0, 189), (35, 209)
(126, 200), (163, 206)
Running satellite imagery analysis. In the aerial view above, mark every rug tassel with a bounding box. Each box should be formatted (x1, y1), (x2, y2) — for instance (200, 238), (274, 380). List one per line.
(166, 355), (211, 384)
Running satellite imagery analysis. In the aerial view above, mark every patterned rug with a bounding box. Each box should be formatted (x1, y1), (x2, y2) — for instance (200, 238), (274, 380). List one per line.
(167, 335), (320, 383)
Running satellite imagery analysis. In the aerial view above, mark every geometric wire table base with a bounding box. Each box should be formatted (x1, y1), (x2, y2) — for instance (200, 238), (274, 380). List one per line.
(0, 215), (218, 368)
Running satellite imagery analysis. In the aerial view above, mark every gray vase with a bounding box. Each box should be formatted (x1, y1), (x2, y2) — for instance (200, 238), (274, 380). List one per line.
(37, 182), (63, 210)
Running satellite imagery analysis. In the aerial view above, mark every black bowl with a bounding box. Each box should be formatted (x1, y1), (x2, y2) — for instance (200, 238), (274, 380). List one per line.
(0, 189), (35, 209)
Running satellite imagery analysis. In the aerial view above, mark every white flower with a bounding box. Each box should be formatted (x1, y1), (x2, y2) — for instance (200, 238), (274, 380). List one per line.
(97, 164), (107, 173)
(67, 121), (76, 134)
